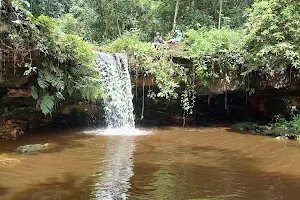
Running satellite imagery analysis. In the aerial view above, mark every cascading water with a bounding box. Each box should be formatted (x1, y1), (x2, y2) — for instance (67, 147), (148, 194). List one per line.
(95, 52), (135, 128)
(86, 52), (148, 200)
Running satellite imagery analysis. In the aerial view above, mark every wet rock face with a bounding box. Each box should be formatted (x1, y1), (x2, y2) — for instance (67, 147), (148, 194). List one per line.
(207, 75), (244, 95)
(0, 120), (24, 139)
(258, 70), (300, 90)
(232, 122), (298, 139)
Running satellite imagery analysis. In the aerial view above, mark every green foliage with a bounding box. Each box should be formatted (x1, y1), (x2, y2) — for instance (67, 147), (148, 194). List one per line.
(31, 86), (38, 100)
(2, 3), (101, 115)
(246, 0), (300, 73)
(289, 115), (300, 133)
(60, 13), (81, 35)
(185, 29), (246, 84)
(40, 95), (55, 115)
(19, 0), (256, 42)
(104, 33), (180, 100)
(41, 0), (255, 42)
(0, 107), (13, 117)
(134, 0), (255, 41)
(31, 15), (101, 114)
(23, 63), (37, 76)
(273, 114), (300, 134)
(29, 0), (72, 18)
(186, 29), (244, 58)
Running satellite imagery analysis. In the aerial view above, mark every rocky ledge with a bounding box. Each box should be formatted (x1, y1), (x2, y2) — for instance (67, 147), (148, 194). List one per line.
(231, 122), (298, 140)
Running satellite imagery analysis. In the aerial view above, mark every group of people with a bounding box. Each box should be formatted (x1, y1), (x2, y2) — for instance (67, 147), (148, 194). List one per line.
(152, 30), (182, 50)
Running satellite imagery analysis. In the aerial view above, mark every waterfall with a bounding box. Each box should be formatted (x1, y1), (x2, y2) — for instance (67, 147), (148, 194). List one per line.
(95, 52), (135, 128)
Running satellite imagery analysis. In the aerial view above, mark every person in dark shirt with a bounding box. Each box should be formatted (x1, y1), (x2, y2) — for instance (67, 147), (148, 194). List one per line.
(152, 32), (165, 49)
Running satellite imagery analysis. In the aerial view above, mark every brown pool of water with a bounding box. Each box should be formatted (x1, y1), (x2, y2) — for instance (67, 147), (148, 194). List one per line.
(1, 127), (300, 200)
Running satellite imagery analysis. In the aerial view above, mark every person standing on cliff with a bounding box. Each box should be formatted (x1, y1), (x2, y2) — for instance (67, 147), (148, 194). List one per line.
(152, 32), (165, 50)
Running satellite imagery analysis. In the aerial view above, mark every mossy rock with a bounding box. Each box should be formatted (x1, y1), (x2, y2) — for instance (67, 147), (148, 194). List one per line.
(232, 122), (259, 131)
(231, 122), (272, 135)
(15, 143), (50, 154)
(270, 127), (296, 138)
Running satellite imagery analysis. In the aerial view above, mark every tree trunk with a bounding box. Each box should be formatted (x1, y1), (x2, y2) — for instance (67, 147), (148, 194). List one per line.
(172, 0), (180, 31)
(0, 41), (2, 83)
(116, 19), (121, 36)
(218, 0), (223, 30)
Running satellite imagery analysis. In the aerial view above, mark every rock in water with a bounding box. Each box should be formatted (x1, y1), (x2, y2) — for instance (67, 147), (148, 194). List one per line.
(15, 143), (49, 154)
(275, 136), (289, 140)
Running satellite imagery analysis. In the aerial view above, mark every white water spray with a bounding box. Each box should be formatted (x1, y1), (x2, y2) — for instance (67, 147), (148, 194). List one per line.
(85, 52), (147, 136)
(95, 52), (135, 128)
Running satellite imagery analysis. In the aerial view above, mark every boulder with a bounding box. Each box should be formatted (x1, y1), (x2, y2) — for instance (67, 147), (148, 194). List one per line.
(276, 136), (289, 140)
(15, 143), (50, 154)
(270, 127), (296, 138)
(231, 122), (259, 132)
(0, 120), (24, 139)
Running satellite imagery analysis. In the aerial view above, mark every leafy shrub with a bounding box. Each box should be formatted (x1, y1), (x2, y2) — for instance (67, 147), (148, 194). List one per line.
(2, 2), (101, 115)
(273, 114), (300, 137)
(246, 0), (300, 73)
(31, 15), (102, 114)
(185, 29), (247, 85)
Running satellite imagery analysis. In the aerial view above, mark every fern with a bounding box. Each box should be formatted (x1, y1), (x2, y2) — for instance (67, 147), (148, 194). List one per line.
(43, 70), (65, 91)
(30, 86), (38, 100)
(40, 95), (55, 115)
(51, 66), (64, 78)
(38, 76), (49, 89)
(55, 92), (65, 100)
(44, 71), (58, 84)
(52, 80), (65, 91)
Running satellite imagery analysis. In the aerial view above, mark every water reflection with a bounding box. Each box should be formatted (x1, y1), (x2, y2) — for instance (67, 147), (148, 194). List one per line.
(91, 136), (135, 200)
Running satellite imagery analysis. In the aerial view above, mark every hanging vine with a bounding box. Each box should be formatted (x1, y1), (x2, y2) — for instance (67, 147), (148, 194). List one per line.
(141, 74), (145, 120)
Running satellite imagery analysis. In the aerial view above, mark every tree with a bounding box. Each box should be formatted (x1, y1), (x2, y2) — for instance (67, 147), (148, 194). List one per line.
(246, 0), (300, 73)
(29, 0), (72, 18)
(66, 0), (256, 42)
(218, 0), (223, 29)
(173, 0), (180, 30)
